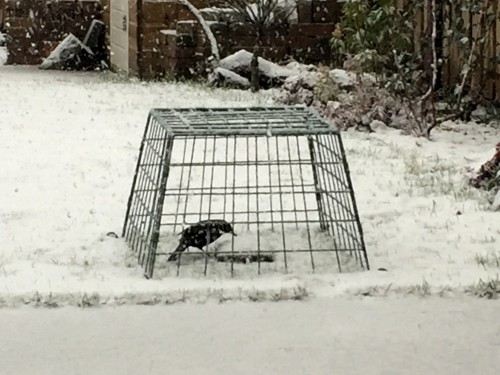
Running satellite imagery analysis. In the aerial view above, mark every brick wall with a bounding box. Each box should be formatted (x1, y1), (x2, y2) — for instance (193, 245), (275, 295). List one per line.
(3, 0), (340, 79)
(137, 0), (340, 80)
(4, 0), (104, 65)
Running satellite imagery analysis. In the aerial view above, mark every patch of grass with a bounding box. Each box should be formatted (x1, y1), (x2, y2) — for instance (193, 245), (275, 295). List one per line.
(270, 286), (309, 302)
(407, 279), (432, 297)
(24, 291), (59, 308)
(291, 285), (310, 300)
(403, 152), (483, 201)
(474, 252), (500, 269)
(213, 288), (231, 304)
(466, 277), (500, 299)
(78, 292), (101, 308)
(248, 289), (267, 302)
(354, 284), (393, 297)
(136, 296), (162, 306)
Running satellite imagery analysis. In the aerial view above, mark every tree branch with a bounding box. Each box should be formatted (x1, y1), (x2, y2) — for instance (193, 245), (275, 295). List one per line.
(178, 0), (220, 62)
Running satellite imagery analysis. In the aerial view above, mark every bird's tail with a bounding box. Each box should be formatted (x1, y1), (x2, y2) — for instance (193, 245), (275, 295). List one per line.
(167, 242), (187, 262)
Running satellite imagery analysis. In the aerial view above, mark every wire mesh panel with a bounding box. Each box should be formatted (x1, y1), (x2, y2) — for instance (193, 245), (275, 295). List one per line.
(123, 107), (369, 279)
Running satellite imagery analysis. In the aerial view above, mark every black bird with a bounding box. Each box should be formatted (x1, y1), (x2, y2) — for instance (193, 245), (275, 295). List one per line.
(167, 219), (237, 262)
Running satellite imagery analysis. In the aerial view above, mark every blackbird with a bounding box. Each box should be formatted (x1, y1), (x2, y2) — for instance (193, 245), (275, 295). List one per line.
(167, 219), (237, 262)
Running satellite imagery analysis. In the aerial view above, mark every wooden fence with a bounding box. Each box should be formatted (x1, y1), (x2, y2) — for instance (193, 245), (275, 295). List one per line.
(407, 0), (500, 102)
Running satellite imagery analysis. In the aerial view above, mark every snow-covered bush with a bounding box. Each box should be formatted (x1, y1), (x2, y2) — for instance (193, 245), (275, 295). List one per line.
(330, 0), (414, 74)
(276, 65), (403, 131)
(314, 68), (341, 105)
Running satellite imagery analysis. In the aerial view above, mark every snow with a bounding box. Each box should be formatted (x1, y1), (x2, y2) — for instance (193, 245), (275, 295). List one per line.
(220, 49), (293, 80)
(155, 227), (361, 279)
(329, 68), (355, 87)
(208, 66), (250, 89)
(1, 298), (500, 374)
(493, 190), (500, 211)
(0, 46), (6, 65)
(160, 29), (177, 36)
(38, 33), (93, 70)
(0, 65), (499, 306)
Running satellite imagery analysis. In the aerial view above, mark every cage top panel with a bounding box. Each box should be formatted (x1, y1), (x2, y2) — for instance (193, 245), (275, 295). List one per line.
(150, 106), (339, 136)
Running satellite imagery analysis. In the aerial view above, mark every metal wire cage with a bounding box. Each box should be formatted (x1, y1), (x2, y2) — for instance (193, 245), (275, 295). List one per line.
(123, 107), (369, 279)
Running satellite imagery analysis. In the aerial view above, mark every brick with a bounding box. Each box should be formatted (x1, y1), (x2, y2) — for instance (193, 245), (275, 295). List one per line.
(293, 42), (331, 63)
(228, 22), (256, 36)
(208, 21), (228, 37)
(262, 35), (289, 47)
(164, 44), (195, 59)
(297, 0), (313, 23)
(176, 20), (196, 36)
(296, 34), (331, 48)
(139, 50), (165, 78)
(162, 31), (177, 47)
(292, 23), (335, 37)
(142, 3), (168, 24)
(4, 17), (32, 28)
(311, 1), (340, 24)
(177, 8), (197, 21)
(259, 46), (288, 62)
(163, 57), (196, 77)
(194, 31), (207, 47)
(227, 36), (256, 47)
(141, 32), (163, 51)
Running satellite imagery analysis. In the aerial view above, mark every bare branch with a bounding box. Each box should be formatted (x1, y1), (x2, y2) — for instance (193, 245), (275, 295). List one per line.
(178, 0), (220, 62)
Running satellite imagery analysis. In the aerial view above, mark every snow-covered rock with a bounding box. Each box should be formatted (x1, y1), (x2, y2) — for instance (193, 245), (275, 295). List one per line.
(370, 120), (390, 132)
(219, 49), (293, 88)
(471, 105), (487, 119)
(282, 74), (316, 93)
(275, 86), (314, 106)
(282, 75), (301, 93)
(325, 100), (341, 112)
(296, 87), (314, 106)
(285, 61), (317, 73)
(329, 69), (355, 88)
(276, 70), (320, 106)
(208, 67), (250, 89)
(0, 33), (5, 46)
(328, 69), (377, 89)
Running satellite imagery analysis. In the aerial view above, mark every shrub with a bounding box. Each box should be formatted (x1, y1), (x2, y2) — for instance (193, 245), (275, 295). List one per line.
(331, 0), (415, 75)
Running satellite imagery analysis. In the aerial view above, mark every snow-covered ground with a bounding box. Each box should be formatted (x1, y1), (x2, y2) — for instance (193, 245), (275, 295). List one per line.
(1, 298), (500, 375)
(0, 63), (499, 306)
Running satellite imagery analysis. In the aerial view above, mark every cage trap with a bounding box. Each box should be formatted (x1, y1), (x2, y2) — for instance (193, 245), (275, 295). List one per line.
(122, 106), (369, 279)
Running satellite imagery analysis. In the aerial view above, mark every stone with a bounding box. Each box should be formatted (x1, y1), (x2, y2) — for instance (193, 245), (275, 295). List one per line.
(208, 67), (250, 89)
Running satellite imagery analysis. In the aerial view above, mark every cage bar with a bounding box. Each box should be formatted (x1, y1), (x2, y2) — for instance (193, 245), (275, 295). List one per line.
(123, 107), (369, 279)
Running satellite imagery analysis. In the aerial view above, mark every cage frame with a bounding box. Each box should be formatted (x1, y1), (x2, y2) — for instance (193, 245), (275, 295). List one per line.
(123, 106), (369, 279)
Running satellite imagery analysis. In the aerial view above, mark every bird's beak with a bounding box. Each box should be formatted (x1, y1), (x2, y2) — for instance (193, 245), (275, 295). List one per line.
(232, 231), (238, 236)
